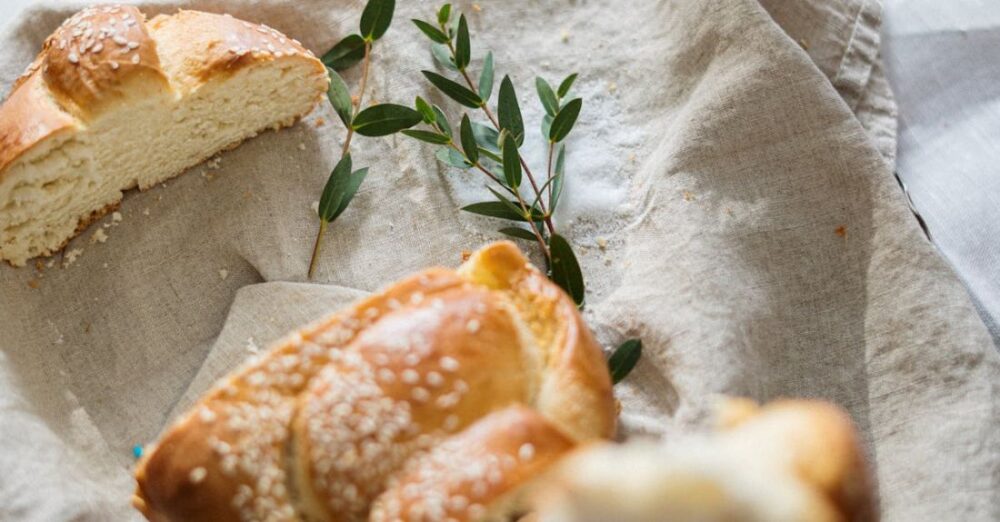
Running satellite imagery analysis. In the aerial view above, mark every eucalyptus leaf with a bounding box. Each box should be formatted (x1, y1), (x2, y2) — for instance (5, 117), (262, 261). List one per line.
(471, 122), (500, 153)
(478, 52), (495, 101)
(412, 19), (449, 44)
(478, 147), (502, 164)
(326, 67), (353, 127)
(415, 96), (435, 124)
(352, 104), (422, 137)
(486, 186), (523, 216)
(422, 71), (483, 108)
(431, 43), (458, 71)
(331, 167), (369, 221)
(541, 113), (553, 139)
(550, 144), (566, 212)
(498, 227), (537, 241)
(436, 147), (472, 169)
(402, 129), (451, 144)
(460, 115), (479, 164)
(536, 77), (559, 117)
(432, 105), (452, 137)
(318, 155), (353, 221)
(360, 0), (395, 41)
(609, 339), (642, 384)
(558, 73), (578, 98)
(501, 132), (522, 188)
(438, 4), (452, 27)
(321, 34), (365, 71)
(455, 15), (471, 70)
(462, 201), (526, 222)
(498, 76), (524, 146)
(549, 233), (585, 306)
(549, 98), (582, 143)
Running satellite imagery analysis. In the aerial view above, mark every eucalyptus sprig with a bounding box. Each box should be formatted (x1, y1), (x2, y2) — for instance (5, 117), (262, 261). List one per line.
(308, 0), (422, 278)
(400, 4), (588, 306)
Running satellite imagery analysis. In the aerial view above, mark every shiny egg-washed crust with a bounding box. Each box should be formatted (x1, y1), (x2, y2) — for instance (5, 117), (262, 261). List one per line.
(0, 4), (325, 177)
(134, 242), (616, 522)
(369, 406), (576, 521)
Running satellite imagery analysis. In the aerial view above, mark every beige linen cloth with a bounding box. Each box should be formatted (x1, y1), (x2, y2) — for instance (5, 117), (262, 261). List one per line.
(1, 0), (997, 520)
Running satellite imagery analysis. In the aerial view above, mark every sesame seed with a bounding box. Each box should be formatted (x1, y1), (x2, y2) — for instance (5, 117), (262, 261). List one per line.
(440, 357), (459, 372)
(426, 371), (444, 387)
(110, 61), (119, 70)
(518, 443), (535, 461)
(411, 387), (430, 402)
(444, 414), (459, 431)
(466, 319), (480, 333)
(199, 408), (216, 423)
(131, 54), (140, 64)
(91, 42), (103, 53)
(127, 41), (139, 49)
(112, 35), (127, 45)
(189, 467), (207, 483)
(67, 53), (79, 64)
(401, 369), (419, 384)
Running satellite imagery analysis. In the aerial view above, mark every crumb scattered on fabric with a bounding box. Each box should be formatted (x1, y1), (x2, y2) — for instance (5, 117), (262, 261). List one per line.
(63, 248), (83, 267)
(835, 225), (847, 238)
(597, 237), (608, 250)
(561, 29), (570, 43)
(246, 337), (260, 354)
(608, 82), (617, 93)
(799, 38), (810, 50)
(103, 263), (109, 269)
(84, 323), (91, 334)
(112, 212), (122, 223)
(55, 334), (64, 345)
(46, 259), (56, 269)
(90, 229), (108, 244)
(207, 156), (222, 170)
(27, 279), (40, 289)
(143, 208), (150, 216)
(472, 3), (482, 12)
(298, 143), (306, 151)
(461, 250), (472, 262)
(310, 201), (320, 213)
(683, 191), (695, 201)
(218, 269), (229, 281)
(34, 260), (44, 272)
(314, 118), (325, 127)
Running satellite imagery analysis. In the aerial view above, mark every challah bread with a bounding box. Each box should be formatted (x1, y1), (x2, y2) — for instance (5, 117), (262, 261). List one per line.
(0, 5), (328, 266)
(532, 399), (876, 522)
(134, 242), (616, 521)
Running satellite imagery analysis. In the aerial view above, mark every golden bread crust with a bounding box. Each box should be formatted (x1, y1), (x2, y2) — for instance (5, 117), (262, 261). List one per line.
(134, 242), (616, 521)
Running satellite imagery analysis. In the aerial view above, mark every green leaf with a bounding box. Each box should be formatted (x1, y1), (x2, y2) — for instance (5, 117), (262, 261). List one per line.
(550, 144), (565, 212)
(499, 227), (537, 241)
(402, 129), (451, 144)
(609, 339), (642, 384)
(498, 76), (524, 146)
(318, 155), (352, 221)
(332, 167), (369, 221)
(326, 68), (353, 127)
(460, 115), (479, 164)
(478, 147), (502, 164)
(478, 51), (494, 101)
(412, 19), (449, 43)
(436, 147), (472, 169)
(360, 0), (395, 41)
(536, 77), (559, 117)
(438, 4), (452, 27)
(448, 11), (461, 38)
(472, 122), (500, 153)
(432, 105), (451, 137)
(422, 71), (483, 108)
(455, 15), (471, 70)
(549, 233), (585, 306)
(486, 185), (523, 215)
(558, 73), (578, 98)
(352, 104), (422, 137)
(549, 98), (582, 143)
(321, 34), (366, 71)
(415, 96), (435, 124)
(431, 43), (458, 71)
(501, 132), (522, 188)
(541, 113), (553, 139)
(462, 201), (526, 221)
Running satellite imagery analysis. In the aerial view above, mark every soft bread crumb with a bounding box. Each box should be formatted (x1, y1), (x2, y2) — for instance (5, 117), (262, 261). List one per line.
(90, 229), (108, 244)
(218, 269), (229, 280)
(63, 248), (83, 267)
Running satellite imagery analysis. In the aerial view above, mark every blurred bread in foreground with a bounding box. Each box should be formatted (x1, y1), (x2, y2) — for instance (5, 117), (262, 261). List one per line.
(532, 398), (877, 522)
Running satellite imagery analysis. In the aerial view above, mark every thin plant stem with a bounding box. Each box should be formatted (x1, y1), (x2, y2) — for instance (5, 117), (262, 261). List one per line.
(309, 41), (374, 279)
(546, 142), (555, 203)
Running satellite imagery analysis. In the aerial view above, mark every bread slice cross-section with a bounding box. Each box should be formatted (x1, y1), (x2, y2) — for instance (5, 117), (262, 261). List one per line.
(0, 5), (328, 266)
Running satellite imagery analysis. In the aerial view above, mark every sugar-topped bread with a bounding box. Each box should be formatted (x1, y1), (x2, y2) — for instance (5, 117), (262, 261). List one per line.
(0, 5), (328, 266)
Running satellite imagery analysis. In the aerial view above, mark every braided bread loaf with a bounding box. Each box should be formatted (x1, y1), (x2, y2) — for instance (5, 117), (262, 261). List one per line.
(531, 398), (877, 522)
(134, 242), (616, 521)
(0, 5), (327, 266)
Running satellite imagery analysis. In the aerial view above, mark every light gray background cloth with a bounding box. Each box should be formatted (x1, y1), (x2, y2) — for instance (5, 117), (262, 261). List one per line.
(0, 1), (997, 521)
